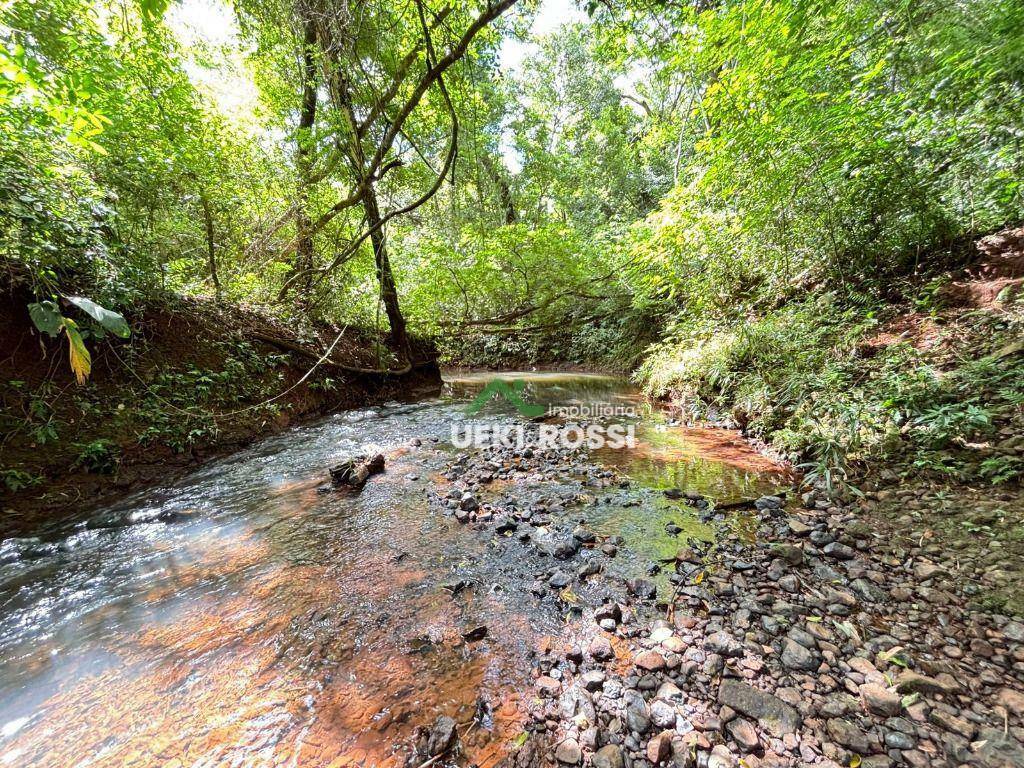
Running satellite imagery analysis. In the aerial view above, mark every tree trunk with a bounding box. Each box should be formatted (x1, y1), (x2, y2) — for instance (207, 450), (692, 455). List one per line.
(363, 185), (411, 360)
(284, 18), (319, 303)
(481, 155), (517, 225)
(200, 193), (221, 300)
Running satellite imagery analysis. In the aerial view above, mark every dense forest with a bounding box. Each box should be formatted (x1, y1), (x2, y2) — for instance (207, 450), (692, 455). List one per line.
(2, 0), (1023, 495)
(3, 2), (1024, 767)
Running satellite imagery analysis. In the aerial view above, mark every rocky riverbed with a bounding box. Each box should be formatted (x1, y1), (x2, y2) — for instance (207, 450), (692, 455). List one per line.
(412, 420), (1024, 768)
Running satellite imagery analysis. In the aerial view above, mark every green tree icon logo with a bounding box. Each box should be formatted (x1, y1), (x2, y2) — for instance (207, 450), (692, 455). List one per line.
(465, 379), (546, 417)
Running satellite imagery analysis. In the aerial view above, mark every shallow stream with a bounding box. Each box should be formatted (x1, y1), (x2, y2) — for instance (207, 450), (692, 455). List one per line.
(0, 372), (787, 767)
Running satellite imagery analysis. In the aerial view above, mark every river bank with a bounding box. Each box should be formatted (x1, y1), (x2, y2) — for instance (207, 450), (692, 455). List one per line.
(0, 292), (441, 537)
(426, 415), (1024, 768)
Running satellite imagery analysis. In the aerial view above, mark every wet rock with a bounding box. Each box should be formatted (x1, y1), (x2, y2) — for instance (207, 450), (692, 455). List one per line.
(329, 453), (386, 491)
(591, 744), (624, 768)
(718, 680), (800, 736)
(555, 738), (582, 764)
(627, 578), (657, 599)
(425, 715), (458, 756)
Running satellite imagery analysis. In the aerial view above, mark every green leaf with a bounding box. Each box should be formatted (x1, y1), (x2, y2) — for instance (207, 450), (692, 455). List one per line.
(28, 301), (62, 337)
(66, 296), (130, 338)
(139, 0), (170, 20)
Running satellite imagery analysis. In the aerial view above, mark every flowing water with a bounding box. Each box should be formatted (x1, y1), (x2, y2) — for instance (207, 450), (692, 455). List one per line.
(0, 373), (787, 768)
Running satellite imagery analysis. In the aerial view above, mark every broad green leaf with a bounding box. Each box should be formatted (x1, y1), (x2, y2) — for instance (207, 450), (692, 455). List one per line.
(28, 301), (63, 337)
(66, 296), (130, 338)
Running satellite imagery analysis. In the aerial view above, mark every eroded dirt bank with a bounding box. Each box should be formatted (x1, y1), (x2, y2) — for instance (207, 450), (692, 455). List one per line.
(0, 292), (440, 536)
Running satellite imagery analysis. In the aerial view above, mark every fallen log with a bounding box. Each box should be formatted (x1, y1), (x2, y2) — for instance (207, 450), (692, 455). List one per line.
(250, 330), (419, 375)
(329, 453), (385, 491)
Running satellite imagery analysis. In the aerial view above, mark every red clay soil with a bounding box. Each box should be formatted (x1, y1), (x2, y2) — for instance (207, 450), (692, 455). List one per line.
(943, 225), (1024, 309)
(860, 224), (1024, 357)
(0, 289), (440, 536)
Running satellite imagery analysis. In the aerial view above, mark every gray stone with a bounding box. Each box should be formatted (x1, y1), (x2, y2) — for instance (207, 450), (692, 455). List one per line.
(884, 730), (915, 750)
(549, 570), (572, 588)
(536, 676), (561, 696)
(774, 543), (804, 566)
(895, 671), (956, 695)
(555, 738), (582, 764)
(425, 715), (458, 756)
(581, 670), (606, 691)
(718, 679), (801, 736)
(826, 718), (870, 753)
(971, 727), (1024, 768)
(624, 689), (651, 734)
(589, 635), (614, 661)
(823, 542), (856, 560)
(649, 699), (677, 729)
(781, 639), (818, 671)
(706, 632), (744, 658)
(591, 744), (624, 768)
(1001, 621), (1024, 642)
